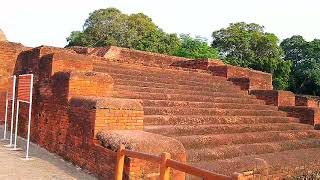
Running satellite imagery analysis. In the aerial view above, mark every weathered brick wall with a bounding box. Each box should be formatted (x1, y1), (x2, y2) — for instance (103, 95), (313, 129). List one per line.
(250, 90), (295, 107)
(209, 65), (273, 90)
(0, 42), (27, 123)
(280, 106), (320, 129)
(0, 42), (28, 80)
(56, 71), (114, 100)
(170, 58), (225, 70)
(14, 46), (100, 77)
(295, 95), (320, 108)
(68, 97), (146, 179)
(16, 95), (118, 179)
(70, 97), (144, 138)
(11, 45), (168, 179)
(228, 78), (250, 90)
(12, 47), (118, 179)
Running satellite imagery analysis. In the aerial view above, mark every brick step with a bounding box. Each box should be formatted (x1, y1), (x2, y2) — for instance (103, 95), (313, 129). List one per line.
(93, 65), (227, 83)
(93, 62), (227, 82)
(113, 79), (242, 92)
(141, 100), (277, 110)
(187, 138), (320, 162)
(108, 73), (237, 91)
(110, 74), (240, 90)
(190, 148), (320, 177)
(177, 130), (320, 149)
(144, 115), (300, 126)
(113, 85), (247, 96)
(143, 107), (287, 116)
(112, 90), (252, 101)
(112, 91), (264, 104)
(144, 123), (313, 136)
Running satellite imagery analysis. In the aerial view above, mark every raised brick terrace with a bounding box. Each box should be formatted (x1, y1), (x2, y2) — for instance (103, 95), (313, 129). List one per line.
(1, 41), (320, 179)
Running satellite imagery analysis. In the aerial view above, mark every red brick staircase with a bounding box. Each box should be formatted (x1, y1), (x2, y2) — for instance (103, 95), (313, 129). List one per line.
(2, 43), (320, 179)
(92, 60), (320, 177)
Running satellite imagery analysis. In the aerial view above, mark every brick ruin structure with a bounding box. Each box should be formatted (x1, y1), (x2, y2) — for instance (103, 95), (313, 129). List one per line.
(0, 39), (320, 179)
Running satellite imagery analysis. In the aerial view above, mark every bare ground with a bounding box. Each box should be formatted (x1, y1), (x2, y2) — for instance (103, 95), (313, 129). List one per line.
(0, 125), (96, 180)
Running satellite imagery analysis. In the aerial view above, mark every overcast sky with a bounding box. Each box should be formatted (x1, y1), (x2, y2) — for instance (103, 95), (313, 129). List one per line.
(0, 0), (319, 47)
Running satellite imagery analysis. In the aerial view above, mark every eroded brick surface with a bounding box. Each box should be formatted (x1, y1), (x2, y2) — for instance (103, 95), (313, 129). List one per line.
(295, 95), (320, 108)
(208, 65), (273, 90)
(250, 90), (295, 106)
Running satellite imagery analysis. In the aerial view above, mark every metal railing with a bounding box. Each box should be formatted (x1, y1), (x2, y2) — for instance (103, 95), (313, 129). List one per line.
(115, 144), (237, 180)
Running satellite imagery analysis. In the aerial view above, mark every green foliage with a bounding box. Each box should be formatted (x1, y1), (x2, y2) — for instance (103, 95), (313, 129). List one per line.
(66, 31), (87, 47)
(173, 34), (220, 59)
(272, 60), (292, 90)
(211, 22), (291, 89)
(281, 36), (320, 95)
(66, 8), (180, 55)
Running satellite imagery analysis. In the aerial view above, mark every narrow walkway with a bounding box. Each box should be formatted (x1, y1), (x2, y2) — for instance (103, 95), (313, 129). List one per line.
(0, 125), (96, 180)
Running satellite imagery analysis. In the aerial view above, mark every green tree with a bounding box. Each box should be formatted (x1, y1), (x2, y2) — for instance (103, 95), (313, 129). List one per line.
(66, 31), (88, 47)
(211, 22), (291, 89)
(173, 34), (220, 59)
(280, 35), (306, 65)
(66, 8), (180, 55)
(281, 36), (320, 95)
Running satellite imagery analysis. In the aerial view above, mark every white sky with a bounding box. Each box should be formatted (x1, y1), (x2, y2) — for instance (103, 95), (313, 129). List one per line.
(0, 0), (319, 47)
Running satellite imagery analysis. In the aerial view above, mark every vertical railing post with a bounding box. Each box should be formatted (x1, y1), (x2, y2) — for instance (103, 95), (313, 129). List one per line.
(2, 91), (9, 140)
(115, 144), (125, 180)
(8, 75), (16, 147)
(25, 74), (34, 160)
(160, 152), (171, 180)
(12, 100), (20, 150)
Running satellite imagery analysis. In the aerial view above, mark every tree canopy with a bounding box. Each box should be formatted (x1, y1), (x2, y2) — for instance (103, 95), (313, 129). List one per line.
(281, 36), (320, 95)
(66, 8), (180, 55)
(211, 22), (291, 89)
(173, 34), (219, 59)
